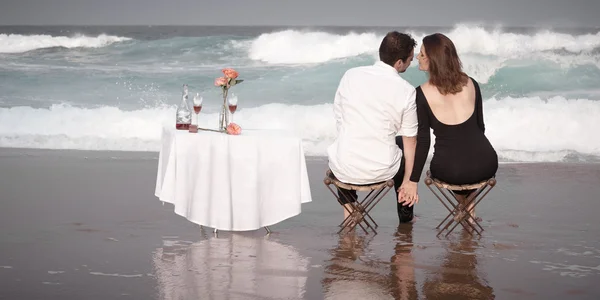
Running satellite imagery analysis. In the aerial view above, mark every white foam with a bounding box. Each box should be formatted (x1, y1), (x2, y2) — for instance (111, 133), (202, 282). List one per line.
(530, 260), (600, 278)
(1, 96), (599, 162)
(444, 24), (600, 56)
(247, 30), (380, 64)
(246, 25), (600, 64)
(89, 272), (143, 278)
(484, 96), (600, 157)
(243, 25), (600, 83)
(0, 33), (131, 54)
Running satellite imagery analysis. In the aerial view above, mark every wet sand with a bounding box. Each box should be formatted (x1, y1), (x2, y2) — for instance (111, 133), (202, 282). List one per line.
(1, 147), (600, 299)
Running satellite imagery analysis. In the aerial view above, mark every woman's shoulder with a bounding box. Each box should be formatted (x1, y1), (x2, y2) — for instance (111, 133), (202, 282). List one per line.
(416, 81), (431, 92)
(467, 75), (479, 88)
(466, 75), (482, 95)
(415, 83), (430, 104)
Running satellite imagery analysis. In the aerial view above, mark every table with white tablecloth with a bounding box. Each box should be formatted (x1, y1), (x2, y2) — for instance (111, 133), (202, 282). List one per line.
(154, 126), (312, 231)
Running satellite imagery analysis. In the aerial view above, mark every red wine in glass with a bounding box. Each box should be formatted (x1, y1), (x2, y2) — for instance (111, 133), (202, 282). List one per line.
(194, 105), (202, 114)
(228, 104), (237, 114)
(176, 123), (190, 130)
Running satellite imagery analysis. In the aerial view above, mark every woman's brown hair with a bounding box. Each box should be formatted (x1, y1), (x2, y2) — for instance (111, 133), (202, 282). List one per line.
(422, 33), (468, 95)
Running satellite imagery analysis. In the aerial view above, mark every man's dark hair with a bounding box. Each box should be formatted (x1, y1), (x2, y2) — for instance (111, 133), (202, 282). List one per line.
(378, 31), (417, 66)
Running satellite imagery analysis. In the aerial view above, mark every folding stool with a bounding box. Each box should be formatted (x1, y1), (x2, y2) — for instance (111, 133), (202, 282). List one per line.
(324, 169), (395, 235)
(424, 170), (497, 237)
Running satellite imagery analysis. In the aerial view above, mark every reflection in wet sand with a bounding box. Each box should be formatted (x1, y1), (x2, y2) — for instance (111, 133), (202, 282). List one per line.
(152, 233), (309, 300)
(322, 232), (394, 300)
(422, 231), (495, 299)
(389, 225), (418, 300)
(323, 226), (495, 300)
(322, 226), (420, 300)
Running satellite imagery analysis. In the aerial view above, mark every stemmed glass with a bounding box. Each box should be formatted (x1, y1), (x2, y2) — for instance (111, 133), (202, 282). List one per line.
(193, 93), (203, 129)
(228, 93), (238, 124)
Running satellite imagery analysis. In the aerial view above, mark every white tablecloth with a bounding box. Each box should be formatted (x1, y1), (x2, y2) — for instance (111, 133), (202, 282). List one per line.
(155, 126), (312, 231)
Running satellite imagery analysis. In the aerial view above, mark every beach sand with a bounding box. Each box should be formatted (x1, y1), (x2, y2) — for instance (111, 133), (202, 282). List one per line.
(1, 147), (600, 299)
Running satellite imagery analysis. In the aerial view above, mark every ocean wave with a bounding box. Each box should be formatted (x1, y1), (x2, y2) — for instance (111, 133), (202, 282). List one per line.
(444, 24), (600, 56)
(1, 96), (599, 162)
(0, 33), (131, 54)
(246, 30), (381, 64)
(243, 24), (600, 71)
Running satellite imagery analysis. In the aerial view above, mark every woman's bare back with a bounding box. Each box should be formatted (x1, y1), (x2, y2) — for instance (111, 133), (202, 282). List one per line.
(411, 76), (498, 186)
(420, 78), (476, 126)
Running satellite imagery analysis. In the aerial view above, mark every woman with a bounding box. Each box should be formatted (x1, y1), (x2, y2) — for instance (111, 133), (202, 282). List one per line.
(410, 33), (498, 218)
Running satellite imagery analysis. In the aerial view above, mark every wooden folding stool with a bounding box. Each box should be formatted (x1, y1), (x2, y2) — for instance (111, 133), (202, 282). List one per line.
(324, 169), (395, 235)
(424, 171), (497, 237)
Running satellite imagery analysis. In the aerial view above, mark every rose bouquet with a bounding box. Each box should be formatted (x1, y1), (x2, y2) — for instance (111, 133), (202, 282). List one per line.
(215, 68), (243, 132)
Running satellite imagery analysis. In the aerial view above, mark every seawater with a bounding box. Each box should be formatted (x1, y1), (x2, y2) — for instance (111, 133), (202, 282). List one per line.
(1, 24), (599, 162)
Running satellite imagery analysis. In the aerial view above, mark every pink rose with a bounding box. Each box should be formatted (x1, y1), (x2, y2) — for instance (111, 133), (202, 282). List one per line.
(226, 123), (242, 135)
(222, 68), (239, 79)
(214, 77), (228, 87)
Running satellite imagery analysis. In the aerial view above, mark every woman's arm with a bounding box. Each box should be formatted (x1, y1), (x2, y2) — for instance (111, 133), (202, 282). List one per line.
(472, 78), (485, 133)
(409, 88), (431, 183)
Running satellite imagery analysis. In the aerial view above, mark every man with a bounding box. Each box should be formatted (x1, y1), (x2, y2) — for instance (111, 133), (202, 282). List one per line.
(327, 31), (419, 224)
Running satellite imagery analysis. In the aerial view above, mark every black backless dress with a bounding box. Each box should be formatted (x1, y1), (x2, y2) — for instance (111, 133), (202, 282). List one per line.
(410, 78), (498, 193)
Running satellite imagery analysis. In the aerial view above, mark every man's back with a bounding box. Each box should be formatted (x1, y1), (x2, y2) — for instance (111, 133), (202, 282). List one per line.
(328, 61), (418, 185)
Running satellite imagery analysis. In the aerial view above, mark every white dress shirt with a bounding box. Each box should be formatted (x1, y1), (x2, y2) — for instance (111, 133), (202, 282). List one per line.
(327, 61), (418, 185)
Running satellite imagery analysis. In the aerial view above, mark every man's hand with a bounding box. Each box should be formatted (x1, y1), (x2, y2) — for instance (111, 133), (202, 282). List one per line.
(398, 181), (418, 207)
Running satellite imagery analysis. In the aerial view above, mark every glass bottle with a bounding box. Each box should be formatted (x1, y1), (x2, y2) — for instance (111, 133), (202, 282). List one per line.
(175, 84), (192, 130)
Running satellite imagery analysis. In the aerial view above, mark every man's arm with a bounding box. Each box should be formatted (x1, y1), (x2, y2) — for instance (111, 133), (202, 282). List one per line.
(397, 89), (419, 206)
(397, 88), (418, 177)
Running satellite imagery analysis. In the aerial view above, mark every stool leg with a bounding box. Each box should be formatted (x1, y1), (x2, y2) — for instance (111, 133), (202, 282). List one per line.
(426, 175), (497, 237)
(323, 177), (391, 236)
(358, 189), (385, 229)
(462, 188), (485, 232)
(434, 185), (482, 237)
(425, 183), (448, 229)
(446, 185), (489, 236)
(428, 184), (459, 230)
(359, 186), (393, 235)
(343, 193), (371, 235)
(343, 204), (369, 234)
(334, 187), (369, 234)
(351, 190), (375, 230)
(325, 184), (362, 232)
(449, 191), (482, 235)
(463, 183), (495, 233)
(426, 180), (457, 237)
(439, 188), (461, 229)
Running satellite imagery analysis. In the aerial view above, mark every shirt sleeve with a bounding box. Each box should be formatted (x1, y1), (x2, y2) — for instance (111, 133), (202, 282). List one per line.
(410, 88), (431, 182)
(397, 88), (418, 137)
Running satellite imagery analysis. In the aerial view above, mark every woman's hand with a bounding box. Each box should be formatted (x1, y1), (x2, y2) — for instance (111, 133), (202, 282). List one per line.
(398, 181), (419, 207)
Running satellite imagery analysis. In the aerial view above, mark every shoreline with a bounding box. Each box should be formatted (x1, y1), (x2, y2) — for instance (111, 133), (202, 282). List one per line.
(1, 146), (599, 166)
(1, 146), (600, 299)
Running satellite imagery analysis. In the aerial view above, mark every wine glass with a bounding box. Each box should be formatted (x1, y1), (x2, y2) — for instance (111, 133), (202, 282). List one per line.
(228, 93), (238, 123)
(193, 93), (203, 128)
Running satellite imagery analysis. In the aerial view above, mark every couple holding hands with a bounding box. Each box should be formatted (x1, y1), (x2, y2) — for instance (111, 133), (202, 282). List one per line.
(327, 31), (498, 224)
